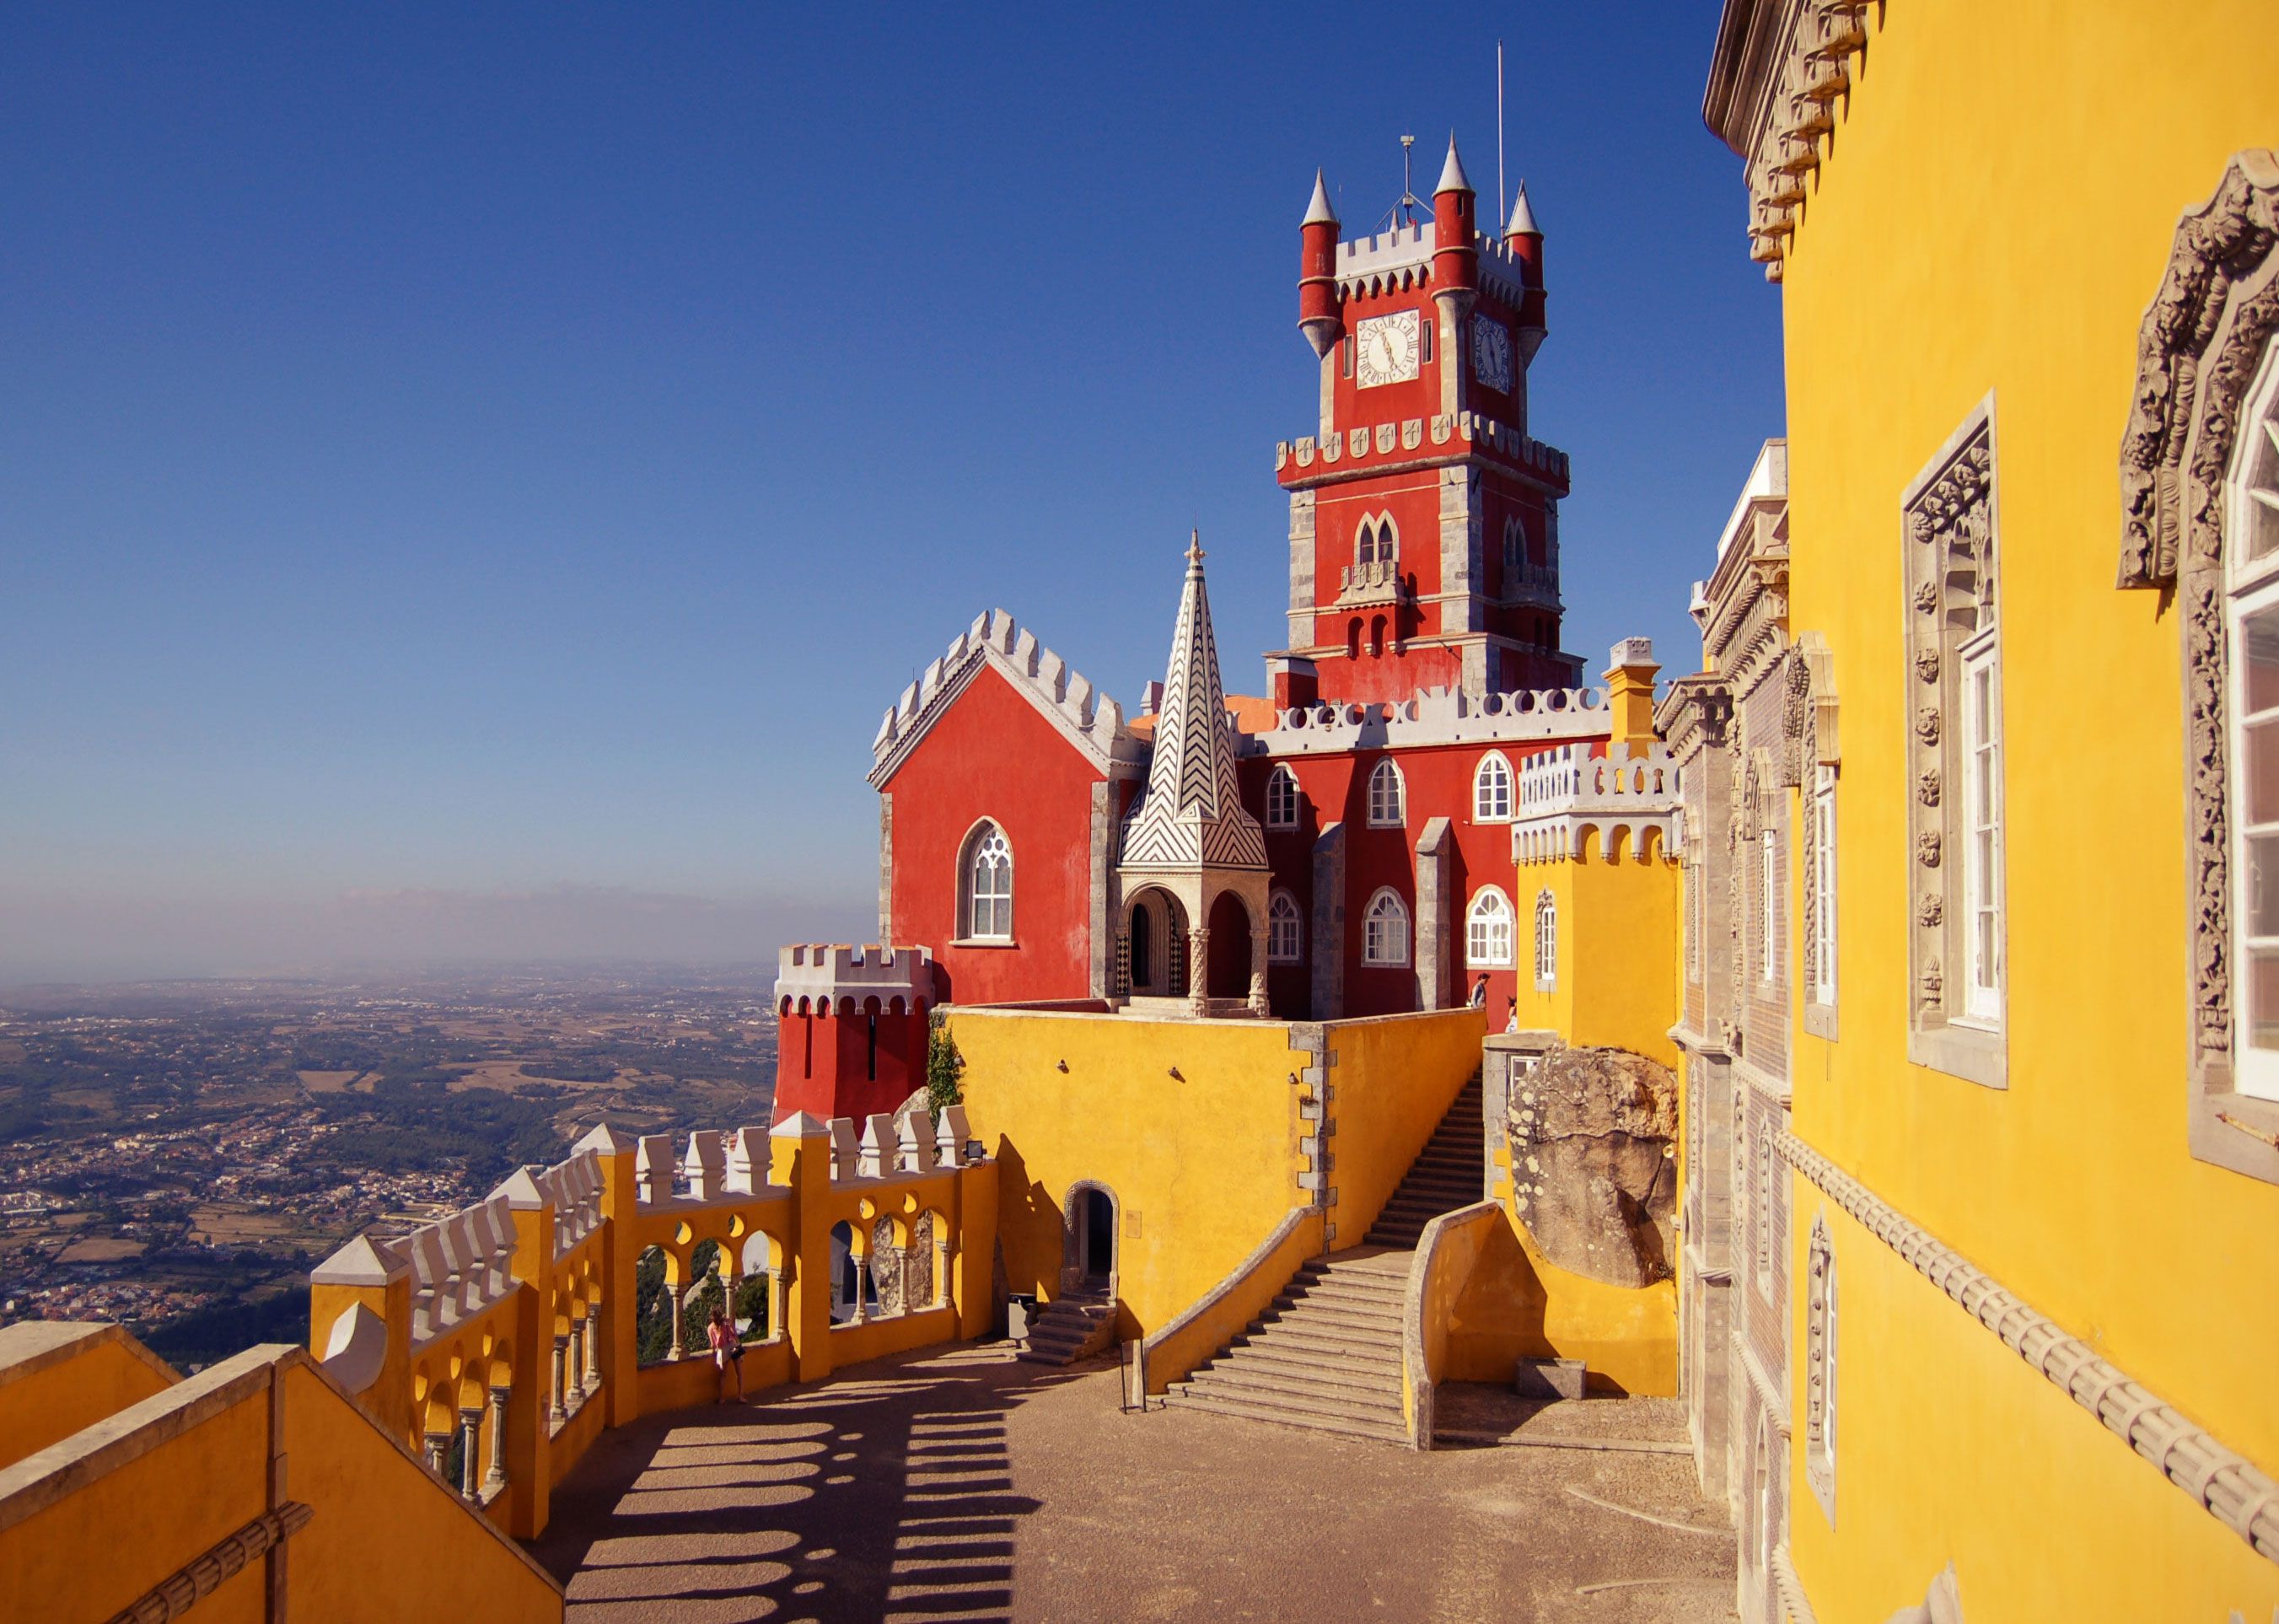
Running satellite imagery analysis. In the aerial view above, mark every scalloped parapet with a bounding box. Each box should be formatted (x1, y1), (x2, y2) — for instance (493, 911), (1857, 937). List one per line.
(1239, 683), (1613, 760)
(1324, 222), (1536, 311)
(868, 607), (1141, 788)
(1277, 408), (1568, 487)
(774, 943), (936, 1014)
(1513, 741), (1684, 864)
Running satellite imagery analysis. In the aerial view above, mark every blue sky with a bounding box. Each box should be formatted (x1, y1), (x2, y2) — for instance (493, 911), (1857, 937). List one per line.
(0, 5), (1783, 980)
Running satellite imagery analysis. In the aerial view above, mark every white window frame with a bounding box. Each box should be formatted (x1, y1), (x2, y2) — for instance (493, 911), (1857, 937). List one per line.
(1362, 888), (1411, 967)
(2228, 573), (2279, 1099)
(1465, 887), (1514, 969)
(1534, 889), (1557, 990)
(1759, 826), (1778, 984)
(1810, 766), (1838, 1008)
(1685, 857), (1703, 985)
(1957, 632), (2004, 1027)
(1366, 759), (1406, 828)
(1266, 765), (1301, 831)
(1267, 890), (1304, 965)
(961, 822), (1013, 942)
(1473, 751), (1513, 822)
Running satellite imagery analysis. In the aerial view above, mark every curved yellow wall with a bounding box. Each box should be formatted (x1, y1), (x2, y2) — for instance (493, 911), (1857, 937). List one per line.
(1778, 1), (2279, 1614)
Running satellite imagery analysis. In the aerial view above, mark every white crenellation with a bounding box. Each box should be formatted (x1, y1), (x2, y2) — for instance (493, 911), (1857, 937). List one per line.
(775, 942), (935, 1013)
(1277, 410), (1568, 484)
(1328, 223), (1535, 310)
(1512, 741), (1685, 864)
(859, 1113), (895, 1180)
(1239, 683), (1614, 760)
(870, 606), (1138, 787)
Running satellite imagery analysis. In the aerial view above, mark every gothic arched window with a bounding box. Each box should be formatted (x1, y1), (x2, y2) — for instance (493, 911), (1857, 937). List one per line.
(1367, 760), (1406, 827)
(1466, 888), (1513, 968)
(1534, 890), (1557, 988)
(1267, 891), (1303, 964)
(1474, 751), (1513, 821)
(960, 822), (1013, 941)
(1266, 765), (1301, 830)
(1363, 889), (1410, 967)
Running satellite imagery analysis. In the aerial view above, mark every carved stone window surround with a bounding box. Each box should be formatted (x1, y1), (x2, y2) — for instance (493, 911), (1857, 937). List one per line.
(1803, 1209), (1836, 1525)
(2116, 151), (2279, 1185)
(1902, 395), (2008, 1090)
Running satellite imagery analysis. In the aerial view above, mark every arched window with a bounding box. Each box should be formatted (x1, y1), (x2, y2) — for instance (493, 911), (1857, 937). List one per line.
(1266, 765), (1301, 830)
(1355, 514), (1399, 567)
(1363, 889), (1410, 967)
(1346, 619), (1363, 659)
(1502, 514), (1527, 572)
(1534, 890), (1557, 988)
(1366, 759), (1406, 827)
(1466, 888), (1513, 968)
(961, 822), (1013, 940)
(1473, 751), (1513, 821)
(1267, 891), (1303, 964)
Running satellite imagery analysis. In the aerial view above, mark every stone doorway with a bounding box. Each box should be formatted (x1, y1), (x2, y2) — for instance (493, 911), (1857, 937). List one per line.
(1061, 1182), (1118, 1298)
(1125, 889), (1189, 998)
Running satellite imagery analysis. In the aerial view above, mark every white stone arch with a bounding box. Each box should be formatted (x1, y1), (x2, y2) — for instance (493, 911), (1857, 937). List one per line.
(1366, 759), (1406, 827)
(956, 816), (1013, 941)
(1465, 886), (1514, 968)
(1473, 750), (1514, 822)
(1362, 886), (1411, 967)
(1355, 509), (1400, 566)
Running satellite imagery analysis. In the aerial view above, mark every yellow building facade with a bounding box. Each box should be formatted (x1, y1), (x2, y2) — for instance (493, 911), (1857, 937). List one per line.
(1702, 2), (2279, 1617)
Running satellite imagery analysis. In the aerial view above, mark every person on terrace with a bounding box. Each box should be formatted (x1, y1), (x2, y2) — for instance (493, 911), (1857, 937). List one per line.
(707, 1304), (744, 1402)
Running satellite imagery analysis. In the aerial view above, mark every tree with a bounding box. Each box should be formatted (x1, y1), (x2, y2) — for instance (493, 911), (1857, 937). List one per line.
(925, 1008), (965, 1116)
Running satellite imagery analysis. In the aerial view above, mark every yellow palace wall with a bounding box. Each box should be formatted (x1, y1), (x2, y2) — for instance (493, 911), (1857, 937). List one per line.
(1776, 2), (2279, 1616)
(1508, 845), (1680, 1070)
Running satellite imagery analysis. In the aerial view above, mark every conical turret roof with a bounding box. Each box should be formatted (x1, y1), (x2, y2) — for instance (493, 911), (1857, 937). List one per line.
(1120, 535), (1267, 871)
(1303, 168), (1338, 227)
(1507, 180), (1540, 236)
(1436, 133), (1474, 196)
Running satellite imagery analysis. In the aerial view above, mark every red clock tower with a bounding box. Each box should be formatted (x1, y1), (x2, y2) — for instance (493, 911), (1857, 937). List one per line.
(1271, 139), (1578, 708)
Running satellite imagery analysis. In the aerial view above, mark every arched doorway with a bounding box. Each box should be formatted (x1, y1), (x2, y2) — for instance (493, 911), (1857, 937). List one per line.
(1125, 888), (1189, 998)
(1061, 1181), (1118, 1297)
(1206, 891), (1253, 1001)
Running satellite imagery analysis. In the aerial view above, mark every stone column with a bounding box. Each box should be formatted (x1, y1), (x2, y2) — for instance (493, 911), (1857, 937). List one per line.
(1249, 924), (1271, 1016)
(583, 1312), (602, 1393)
(424, 1432), (451, 1480)
(570, 1317), (586, 1395)
(852, 1241), (871, 1325)
(668, 1282), (686, 1362)
(1188, 926), (1210, 1016)
(458, 1408), (483, 1499)
(550, 1335), (570, 1424)
(484, 1387), (509, 1492)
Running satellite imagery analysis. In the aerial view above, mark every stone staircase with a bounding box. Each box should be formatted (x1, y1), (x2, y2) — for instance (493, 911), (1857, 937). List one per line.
(1018, 1291), (1118, 1365)
(1163, 1075), (1486, 1444)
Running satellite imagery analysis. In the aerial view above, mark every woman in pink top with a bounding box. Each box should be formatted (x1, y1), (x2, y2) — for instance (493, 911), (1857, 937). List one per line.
(707, 1306), (744, 1403)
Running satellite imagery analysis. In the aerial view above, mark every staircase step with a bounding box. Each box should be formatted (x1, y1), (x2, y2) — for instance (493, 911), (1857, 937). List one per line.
(1195, 1349), (1402, 1399)
(1229, 1326), (1401, 1363)
(1164, 1385), (1409, 1444)
(1179, 1368), (1403, 1417)
(1261, 1301), (1404, 1334)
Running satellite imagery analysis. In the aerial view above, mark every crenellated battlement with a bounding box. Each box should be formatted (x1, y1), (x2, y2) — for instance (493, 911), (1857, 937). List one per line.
(1329, 222), (1535, 309)
(1512, 741), (1684, 863)
(868, 606), (1142, 788)
(773, 942), (936, 1012)
(1276, 408), (1569, 487)
(1239, 682), (1613, 759)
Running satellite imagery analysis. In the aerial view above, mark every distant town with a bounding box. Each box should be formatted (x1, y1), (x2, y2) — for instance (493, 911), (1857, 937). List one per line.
(0, 965), (777, 1365)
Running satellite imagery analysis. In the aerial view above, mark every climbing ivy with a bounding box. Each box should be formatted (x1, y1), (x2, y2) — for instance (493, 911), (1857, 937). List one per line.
(925, 1008), (965, 1116)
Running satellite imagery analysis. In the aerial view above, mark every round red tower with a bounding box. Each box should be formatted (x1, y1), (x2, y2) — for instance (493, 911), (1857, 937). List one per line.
(1432, 135), (1478, 309)
(1298, 169), (1341, 359)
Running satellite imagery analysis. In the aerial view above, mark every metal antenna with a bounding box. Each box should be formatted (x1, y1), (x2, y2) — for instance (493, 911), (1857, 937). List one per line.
(1379, 133), (1427, 233)
(1497, 39), (1507, 232)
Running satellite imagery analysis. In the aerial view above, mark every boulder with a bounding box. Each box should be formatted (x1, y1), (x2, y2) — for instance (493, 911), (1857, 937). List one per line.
(1506, 1044), (1678, 1288)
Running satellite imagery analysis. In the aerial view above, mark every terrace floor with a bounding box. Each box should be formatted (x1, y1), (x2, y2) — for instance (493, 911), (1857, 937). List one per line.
(529, 1342), (1737, 1624)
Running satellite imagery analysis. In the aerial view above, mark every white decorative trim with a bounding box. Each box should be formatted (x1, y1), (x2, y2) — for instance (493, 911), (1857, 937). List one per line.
(1242, 683), (1612, 760)
(1780, 1128), (2279, 1567)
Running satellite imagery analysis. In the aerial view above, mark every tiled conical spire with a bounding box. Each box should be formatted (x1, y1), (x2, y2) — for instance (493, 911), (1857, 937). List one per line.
(1121, 534), (1267, 869)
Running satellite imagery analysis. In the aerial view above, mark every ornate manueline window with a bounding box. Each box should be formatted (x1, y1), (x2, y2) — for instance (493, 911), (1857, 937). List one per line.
(1753, 1131), (1776, 1288)
(1266, 765), (1301, 830)
(1809, 766), (1838, 1008)
(1473, 751), (1513, 821)
(1804, 1213), (1837, 1521)
(1903, 398), (2005, 1087)
(1366, 759), (1406, 827)
(1685, 858), (1702, 984)
(1466, 888), (1514, 968)
(1534, 890), (1557, 989)
(961, 823), (1013, 941)
(1788, 638), (1841, 1033)
(1354, 514), (1399, 567)
(1363, 889), (1410, 967)
(1267, 890), (1303, 964)
(2117, 155), (2279, 1180)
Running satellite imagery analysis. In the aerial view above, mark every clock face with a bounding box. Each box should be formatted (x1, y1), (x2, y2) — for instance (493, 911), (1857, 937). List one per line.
(1471, 319), (1513, 394)
(1355, 310), (1421, 389)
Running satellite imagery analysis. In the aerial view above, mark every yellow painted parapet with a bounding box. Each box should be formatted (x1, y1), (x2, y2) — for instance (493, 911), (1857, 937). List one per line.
(0, 1321), (177, 1474)
(304, 1105), (1001, 1543)
(0, 1337), (562, 1622)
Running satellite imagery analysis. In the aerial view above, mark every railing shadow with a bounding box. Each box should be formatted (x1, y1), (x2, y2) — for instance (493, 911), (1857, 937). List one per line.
(529, 1341), (1092, 1622)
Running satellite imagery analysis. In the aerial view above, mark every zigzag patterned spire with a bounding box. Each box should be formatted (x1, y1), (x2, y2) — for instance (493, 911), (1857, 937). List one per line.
(1121, 534), (1267, 869)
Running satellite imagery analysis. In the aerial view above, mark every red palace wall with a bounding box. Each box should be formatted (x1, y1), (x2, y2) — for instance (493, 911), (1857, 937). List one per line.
(881, 663), (1104, 1005)
(1244, 738), (1558, 1020)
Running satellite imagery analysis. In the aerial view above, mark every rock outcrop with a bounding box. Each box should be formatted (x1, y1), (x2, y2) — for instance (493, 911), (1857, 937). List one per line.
(1506, 1044), (1678, 1288)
